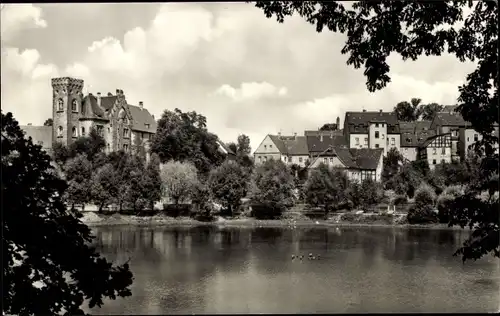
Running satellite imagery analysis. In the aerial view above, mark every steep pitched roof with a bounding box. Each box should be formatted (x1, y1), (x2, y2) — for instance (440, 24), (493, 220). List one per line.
(399, 120), (432, 132)
(304, 130), (343, 137)
(400, 129), (436, 147)
(81, 94), (108, 120)
(100, 96), (117, 110)
(216, 140), (236, 156)
(442, 105), (458, 113)
(128, 104), (157, 133)
(20, 125), (52, 149)
(281, 136), (309, 155)
(307, 135), (348, 152)
(309, 147), (383, 170)
(345, 111), (400, 134)
(420, 133), (451, 148)
(268, 135), (288, 153)
(432, 112), (468, 127)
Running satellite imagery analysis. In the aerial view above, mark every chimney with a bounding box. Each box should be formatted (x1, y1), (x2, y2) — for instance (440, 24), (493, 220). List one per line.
(96, 92), (101, 107)
(320, 134), (323, 142)
(363, 109), (366, 112)
(379, 109), (383, 113)
(108, 92), (113, 96)
(139, 101), (143, 110)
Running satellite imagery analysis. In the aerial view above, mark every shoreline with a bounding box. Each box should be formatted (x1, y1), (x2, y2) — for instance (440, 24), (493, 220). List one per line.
(81, 213), (465, 230)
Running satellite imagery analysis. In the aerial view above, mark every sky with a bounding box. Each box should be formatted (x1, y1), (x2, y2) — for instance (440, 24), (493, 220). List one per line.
(1, 3), (476, 153)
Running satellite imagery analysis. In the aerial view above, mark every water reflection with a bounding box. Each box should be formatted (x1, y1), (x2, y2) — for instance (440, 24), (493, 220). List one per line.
(90, 226), (499, 314)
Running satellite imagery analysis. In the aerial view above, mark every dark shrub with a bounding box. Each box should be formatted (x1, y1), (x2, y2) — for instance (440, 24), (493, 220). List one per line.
(251, 204), (284, 219)
(163, 203), (192, 217)
(407, 205), (438, 224)
(393, 194), (408, 205)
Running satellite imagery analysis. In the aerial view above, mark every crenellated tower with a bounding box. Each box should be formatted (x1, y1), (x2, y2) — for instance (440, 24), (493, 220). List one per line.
(51, 77), (84, 147)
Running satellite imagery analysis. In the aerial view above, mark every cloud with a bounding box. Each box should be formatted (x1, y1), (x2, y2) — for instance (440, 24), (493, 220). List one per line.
(1, 4), (47, 43)
(213, 82), (288, 102)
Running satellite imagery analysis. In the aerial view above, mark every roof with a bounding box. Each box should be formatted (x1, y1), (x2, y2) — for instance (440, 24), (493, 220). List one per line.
(20, 125), (52, 149)
(442, 105), (458, 113)
(307, 135), (348, 152)
(217, 140), (236, 156)
(128, 105), (157, 133)
(400, 129), (436, 147)
(81, 94), (108, 119)
(432, 112), (468, 127)
(268, 135), (289, 153)
(304, 130), (343, 137)
(344, 111), (400, 134)
(309, 147), (383, 170)
(281, 136), (309, 155)
(399, 120), (432, 132)
(420, 133), (451, 148)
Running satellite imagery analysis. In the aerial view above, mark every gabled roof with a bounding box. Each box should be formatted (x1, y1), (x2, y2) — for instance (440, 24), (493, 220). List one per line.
(128, 105), (157, 133)
(307, 135), (348, 152)
(281, 136), (309, 155)
(442, 105), (459, 113)
(399, 120), (432, 132)
(20, 125), (53, 149)
(309, 147), (383, 170)
(216, 140), (236, 156)
(400, 129), (436, 147)
(267, 135), (288, 153)
(344, 111), (400, 134)
(420, 133), (451, 148)
(432, 112), (468, 127)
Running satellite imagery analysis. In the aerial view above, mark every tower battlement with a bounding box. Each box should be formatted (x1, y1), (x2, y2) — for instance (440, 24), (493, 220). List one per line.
(51, 77), (84, 92)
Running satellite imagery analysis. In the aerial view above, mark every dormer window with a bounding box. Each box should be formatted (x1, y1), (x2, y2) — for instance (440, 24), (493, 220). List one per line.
(145, 123), (150, 129)
(57, 99), (64, 111)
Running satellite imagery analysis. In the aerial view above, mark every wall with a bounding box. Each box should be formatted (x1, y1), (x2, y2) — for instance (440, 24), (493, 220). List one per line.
(52, 77), (84, 147)
(386, 134), (401, 154)
(375, 153), (383, 181)
(253, 135), (282, 164)
(400, 147), (418, 161)
(426, 146), (452, 169)
(309, 155), (345, 169)
(368, 122), (387, 154)
(283, 155), (310, 167)
(349, 133), (369, 149)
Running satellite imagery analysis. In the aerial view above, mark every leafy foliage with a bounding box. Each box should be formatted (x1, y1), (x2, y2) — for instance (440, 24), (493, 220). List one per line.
(2, 111), (133, 315)
(160, 160), (199, 205)
(43, 118), (53, 126)
(319, 123), (339, 131)
(304, 164), (348, 216)
(393, 98), (423, 122)
(208, 161), (248, 216)
(64, 154), (93, 209)
(382, 148), (404, 183)
(420, 103), (444, 121)
(250, 159), (296, 218)
(151, 108), (225, 174)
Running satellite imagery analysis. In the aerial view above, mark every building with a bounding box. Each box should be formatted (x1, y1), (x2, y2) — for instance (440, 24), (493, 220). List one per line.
(430, 112), (467, 161)
(253, 134), (285, 163)
(253, 133), (310, 167)
(343, 110), (400, 156)
(308, 147), (384, 182)
(418, 133), (452, 169)
(51, 77), (157, 155)
(19, 124), (53, 154)
(399, 121), (436, 161)
(217, 141), (236, 161)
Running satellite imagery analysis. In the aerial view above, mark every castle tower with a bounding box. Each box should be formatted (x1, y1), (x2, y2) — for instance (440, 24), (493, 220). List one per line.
(51, 77), (84, 147)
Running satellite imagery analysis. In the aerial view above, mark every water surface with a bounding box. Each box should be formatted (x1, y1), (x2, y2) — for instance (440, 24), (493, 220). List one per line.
(90, 226), (499, 314)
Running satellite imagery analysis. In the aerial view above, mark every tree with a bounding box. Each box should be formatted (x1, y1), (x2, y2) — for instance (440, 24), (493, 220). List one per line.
(382, 148), (404, 183)
(304, 164), (348, 217)
(254, 0), (498, 261)
(43, 118), (53, 126)
(393, 98), (423, 122)
(151, 108), (225, 174)
(2, 111), (133, 315)
(236, 134), (251, 156)
(132, 134), (147, 162)
(208, 161), (248, 216)
(64, 154), (93, 210)
(52, 141), (70, 167)
(68, 127), (106, 162)
(420, 103), (444, 121)
(123, 156), (148, 211)
(160, 160), (198, 205)
(91, 163), (119, 212)
(319, 123), (338, 131)
(141, 153), (162, 211)
(250, 159), (296, 218)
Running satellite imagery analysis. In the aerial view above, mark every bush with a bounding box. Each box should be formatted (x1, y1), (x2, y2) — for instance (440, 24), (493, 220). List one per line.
(436, 185), (465, 223)
(163, 203), (192, 217)
(393, 194), (408, 205)
(407, 205), (438, 224)
(414, 183), (437, 208)
(251, 204), (284, 219)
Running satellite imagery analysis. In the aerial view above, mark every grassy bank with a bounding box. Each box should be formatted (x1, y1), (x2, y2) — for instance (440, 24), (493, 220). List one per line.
(80, 212), (461, 230)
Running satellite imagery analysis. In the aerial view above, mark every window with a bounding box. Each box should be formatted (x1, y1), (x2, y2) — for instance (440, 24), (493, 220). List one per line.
(264, 145), (267, 149)
(81, 127), (86, 136)
(270, 144), (273, 148)
(474, 134), (478, 142)
(288, 156), (292, 163)
(391, 138), (395, 146)
(406, 137), (412, 143)
(123, 128), (129, 138)
(375, 123), (379, 127)
(72, 127), (77, 138)
(264, 156), (268, 161)
(386, 137), (389, 145)
(299, 157), (303, 163)
(433, 148), (437, 154)
(467, 137), (470, 142)
(364, 137), (368, 145)
(71, 99), (78, 112)
(355, 137), (359, 145)
(123, 144), (129, 151)
(57, 99), (64, 111)
(258, 156), (262, 162)
(432, 159), (437, 165)
(57, 126), (63, 137)
(375, 131), (379, 138)
(442, 147), (446, 155)
(330, 157), (334, 163)
(375, 144), (379, 148)
(145, 123), (150, 129)
(381, 123), (385, 127)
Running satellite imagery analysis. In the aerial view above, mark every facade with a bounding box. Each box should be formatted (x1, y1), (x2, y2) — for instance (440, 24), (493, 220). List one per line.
(430, 112), (467, 162)
(399, 121), (436, 162)
(418, 133), (452, 169)
(51, 77), (157, 156)
(343, 110), (400, 156)
(253, 134), (284, 163)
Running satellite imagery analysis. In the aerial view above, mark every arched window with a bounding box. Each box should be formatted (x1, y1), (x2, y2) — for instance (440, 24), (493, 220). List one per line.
(57, 99), (64, 111)
(71, 99), (78, 112)
(57, 126), (63, 137)
(81, 127), (86, 136)
(72, 127), (77, 137)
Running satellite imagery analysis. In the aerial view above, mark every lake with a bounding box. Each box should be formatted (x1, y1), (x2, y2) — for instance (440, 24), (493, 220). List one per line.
(89, 225), (499, 314)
